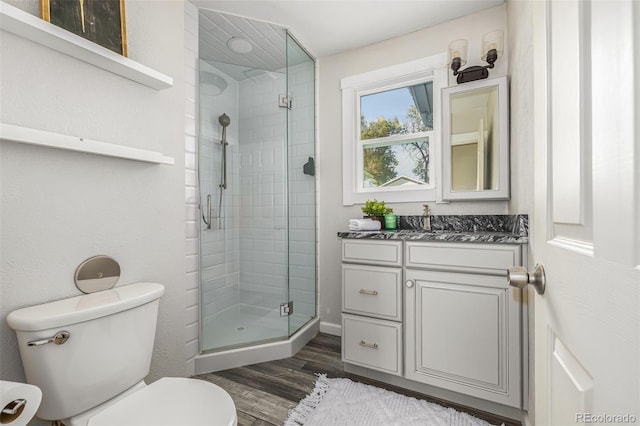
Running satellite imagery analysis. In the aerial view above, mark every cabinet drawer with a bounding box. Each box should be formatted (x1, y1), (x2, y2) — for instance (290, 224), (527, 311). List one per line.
(342, 314), (402, 375)
(405, 242), (521, 275)
(342, 264), (402, 321)
(342, 240), (402, 266)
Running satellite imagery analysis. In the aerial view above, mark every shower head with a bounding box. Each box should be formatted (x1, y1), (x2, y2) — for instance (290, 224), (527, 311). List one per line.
(219, 113), (231, 128)
(218, 113), (230, 146)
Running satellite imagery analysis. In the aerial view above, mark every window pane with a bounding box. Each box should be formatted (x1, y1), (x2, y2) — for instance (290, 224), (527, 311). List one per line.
(363, 138), (429, 188)
(360, 81), (433, 140)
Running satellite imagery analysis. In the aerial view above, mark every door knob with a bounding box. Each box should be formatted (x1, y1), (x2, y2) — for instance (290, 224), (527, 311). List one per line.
(507, 264), (546, 295)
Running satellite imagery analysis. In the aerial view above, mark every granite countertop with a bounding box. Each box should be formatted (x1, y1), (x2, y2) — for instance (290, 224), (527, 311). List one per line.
(338, 215), (529, 244)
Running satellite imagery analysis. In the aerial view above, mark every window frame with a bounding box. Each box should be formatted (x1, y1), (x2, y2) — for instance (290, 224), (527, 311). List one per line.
(341, 53), (448, 206)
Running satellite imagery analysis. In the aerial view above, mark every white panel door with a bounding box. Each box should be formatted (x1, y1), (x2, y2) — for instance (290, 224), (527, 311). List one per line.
(531, 1), (639, 424)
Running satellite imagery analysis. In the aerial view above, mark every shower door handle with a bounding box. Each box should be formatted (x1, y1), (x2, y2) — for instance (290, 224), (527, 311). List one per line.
(207, 194), (212, 229)
(202, 194), (212, 230)
(303, 157), (315, 176)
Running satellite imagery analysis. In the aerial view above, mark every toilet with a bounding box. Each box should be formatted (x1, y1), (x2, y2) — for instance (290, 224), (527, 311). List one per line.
(6, 282), (237, 426)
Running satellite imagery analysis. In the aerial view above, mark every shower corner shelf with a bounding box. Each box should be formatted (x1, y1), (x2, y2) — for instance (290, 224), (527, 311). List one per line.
(0, 123), (175, 165)
(0, 1), (173, 90)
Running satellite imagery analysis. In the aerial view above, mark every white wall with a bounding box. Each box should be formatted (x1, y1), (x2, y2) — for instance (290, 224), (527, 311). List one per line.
(1, 0), (187, 385)
(507, 1), (534, 218)
(506, 0), (535, 422)
(318, 5), (511, 330)
(184, 0), (199, 376)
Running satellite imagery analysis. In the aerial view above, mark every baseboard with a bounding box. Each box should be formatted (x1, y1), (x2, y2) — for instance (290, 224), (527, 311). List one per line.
(319, 321), (341, 336)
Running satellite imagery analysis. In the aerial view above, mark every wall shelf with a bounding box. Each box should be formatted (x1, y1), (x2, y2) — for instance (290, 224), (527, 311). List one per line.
(1, 123), (175, 165)
(0, 1), (173, 90)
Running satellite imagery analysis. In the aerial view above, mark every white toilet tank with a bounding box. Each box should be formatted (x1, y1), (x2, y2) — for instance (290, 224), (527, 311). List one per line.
(6, 282), (165, 422)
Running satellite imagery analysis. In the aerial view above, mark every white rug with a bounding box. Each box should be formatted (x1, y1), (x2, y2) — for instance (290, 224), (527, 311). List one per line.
(285, 375), (496, 426)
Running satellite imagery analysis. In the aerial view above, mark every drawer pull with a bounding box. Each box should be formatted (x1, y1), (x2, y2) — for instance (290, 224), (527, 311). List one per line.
(359, 340), (379, 349)
(358, 289), (379, 296)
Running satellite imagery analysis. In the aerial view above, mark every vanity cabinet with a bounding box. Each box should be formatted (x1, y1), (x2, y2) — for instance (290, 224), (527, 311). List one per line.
(340, 238), (525, 410)
(404, 242), (523, 408)
(341, 240), (403, 376)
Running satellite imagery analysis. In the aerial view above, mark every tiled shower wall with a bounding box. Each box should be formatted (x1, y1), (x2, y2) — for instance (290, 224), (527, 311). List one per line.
(199, 60), (241, 325)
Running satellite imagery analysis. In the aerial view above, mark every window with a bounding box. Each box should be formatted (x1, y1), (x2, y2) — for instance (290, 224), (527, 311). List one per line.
(360, 82), (433, 189)
(341, 54), (447, 205)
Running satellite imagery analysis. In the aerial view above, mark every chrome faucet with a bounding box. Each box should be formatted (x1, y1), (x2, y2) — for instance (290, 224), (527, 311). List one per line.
(423, 204), (431, 231)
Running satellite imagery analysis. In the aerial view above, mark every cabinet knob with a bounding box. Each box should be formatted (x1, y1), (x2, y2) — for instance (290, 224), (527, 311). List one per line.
(507, 264), (546, 295)
(405, 280), (414, 288)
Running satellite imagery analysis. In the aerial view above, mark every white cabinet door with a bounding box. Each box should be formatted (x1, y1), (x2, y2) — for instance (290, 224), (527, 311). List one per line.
(405, 269), (522, 408)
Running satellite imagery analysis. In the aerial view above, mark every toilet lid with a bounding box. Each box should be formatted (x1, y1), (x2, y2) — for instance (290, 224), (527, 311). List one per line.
(88, 377), (237, 426)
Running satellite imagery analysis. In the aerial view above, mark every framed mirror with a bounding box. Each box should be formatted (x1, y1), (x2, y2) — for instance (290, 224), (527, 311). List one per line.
(442, 76), (509, 200)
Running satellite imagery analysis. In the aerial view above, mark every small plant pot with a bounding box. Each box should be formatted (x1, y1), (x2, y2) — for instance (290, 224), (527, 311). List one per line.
(364, 215), (384, 229)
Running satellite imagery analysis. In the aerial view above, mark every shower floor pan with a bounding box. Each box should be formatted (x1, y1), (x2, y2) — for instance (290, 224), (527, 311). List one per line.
(195, 304), (319, 374)
(201, 303), (312, 352)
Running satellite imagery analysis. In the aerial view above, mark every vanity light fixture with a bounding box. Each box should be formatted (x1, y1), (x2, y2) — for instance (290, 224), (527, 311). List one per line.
(449, 30), (504, 84)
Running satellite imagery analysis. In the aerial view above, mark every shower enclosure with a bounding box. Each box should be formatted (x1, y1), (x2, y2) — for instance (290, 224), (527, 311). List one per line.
(197, 10), (316, 353)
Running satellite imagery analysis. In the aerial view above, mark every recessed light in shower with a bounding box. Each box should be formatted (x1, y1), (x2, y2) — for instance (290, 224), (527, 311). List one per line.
(227, 37), (253, 54)
(200, 71), (228, 96)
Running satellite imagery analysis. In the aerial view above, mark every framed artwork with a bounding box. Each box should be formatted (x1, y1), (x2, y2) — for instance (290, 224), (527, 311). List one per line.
(41, 0), (128, 56)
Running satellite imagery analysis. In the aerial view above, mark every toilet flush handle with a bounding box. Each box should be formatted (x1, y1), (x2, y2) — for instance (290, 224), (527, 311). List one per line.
(27, 331), (70, 346)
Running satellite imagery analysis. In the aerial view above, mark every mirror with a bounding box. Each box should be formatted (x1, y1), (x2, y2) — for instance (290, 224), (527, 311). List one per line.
(442, 76), (509, 200)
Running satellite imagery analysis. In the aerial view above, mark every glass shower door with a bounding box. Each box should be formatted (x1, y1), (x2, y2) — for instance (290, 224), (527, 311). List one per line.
(199, 56), (291, 351)
(286, 32), (317, 336)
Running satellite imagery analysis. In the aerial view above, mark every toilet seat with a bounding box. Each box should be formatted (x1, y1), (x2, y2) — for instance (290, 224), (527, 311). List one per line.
(88, 377), (237, 426)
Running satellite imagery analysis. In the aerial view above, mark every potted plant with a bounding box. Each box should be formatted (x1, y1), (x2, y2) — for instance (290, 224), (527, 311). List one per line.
(361, 199), (393, 228)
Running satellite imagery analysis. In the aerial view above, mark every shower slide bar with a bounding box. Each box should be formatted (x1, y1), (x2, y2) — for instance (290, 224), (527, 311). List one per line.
(219, 113), (230, 190)
(202, 114), (231, 230)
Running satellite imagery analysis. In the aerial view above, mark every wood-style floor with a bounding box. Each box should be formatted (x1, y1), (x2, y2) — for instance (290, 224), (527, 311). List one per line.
(194, 333), (521, 426)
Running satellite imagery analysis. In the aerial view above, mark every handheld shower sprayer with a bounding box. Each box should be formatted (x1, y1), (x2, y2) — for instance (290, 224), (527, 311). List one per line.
(219, 113), (231, 147)
(201, 113), (232, 230)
